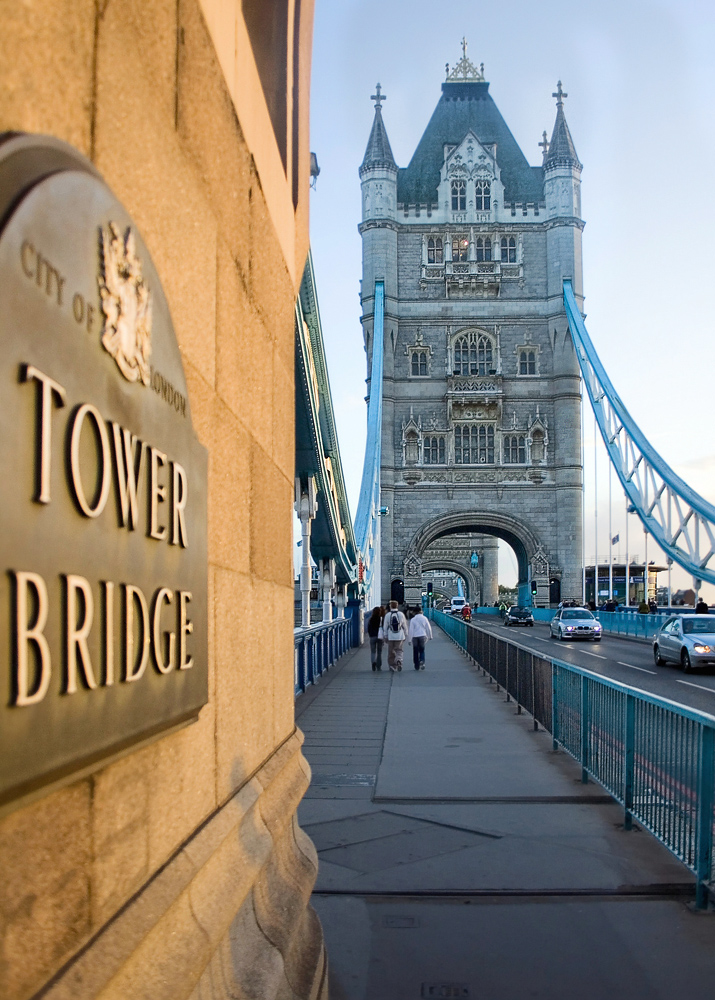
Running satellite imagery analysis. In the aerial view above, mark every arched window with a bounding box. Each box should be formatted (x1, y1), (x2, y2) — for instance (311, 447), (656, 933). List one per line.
(451, 179), (466, 211)
(455, 425), (494, 464)
(427, 237), (443, 264)
(519, 350), (536, 375)
(411, 351), (427, 376)
(501, 236), (517, 263)
(452, 235), (469, 262)
(423, 436), (445, 464)
(503, 435), (526, 464)
(476, 237), (492, 262)
(531, 429), (545, 463)
(453, 332), (495, 376)
(475, 181), (491, 211)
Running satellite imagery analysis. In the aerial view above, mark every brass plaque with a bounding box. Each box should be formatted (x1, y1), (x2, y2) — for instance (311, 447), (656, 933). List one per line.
(0, 135), (208, 808)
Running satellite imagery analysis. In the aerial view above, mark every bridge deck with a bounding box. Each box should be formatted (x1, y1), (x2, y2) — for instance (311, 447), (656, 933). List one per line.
(297, 628), (715, 999)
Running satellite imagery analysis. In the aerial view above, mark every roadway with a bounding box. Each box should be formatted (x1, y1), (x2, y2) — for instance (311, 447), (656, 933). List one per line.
(470, 613), (715, 718)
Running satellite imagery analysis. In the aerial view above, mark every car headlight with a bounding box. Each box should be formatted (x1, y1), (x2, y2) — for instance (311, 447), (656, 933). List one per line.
(693, 644), (712, 654)
(565, 626), (574, 631)
(594, 624), (602, 630)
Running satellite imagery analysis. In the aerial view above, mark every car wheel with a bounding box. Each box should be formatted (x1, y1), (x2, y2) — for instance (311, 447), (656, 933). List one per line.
(682, 650), (692, 673)
(559, 630), (566, 641)
(654, 645), (665, 666)
(529, 623), (534, 627)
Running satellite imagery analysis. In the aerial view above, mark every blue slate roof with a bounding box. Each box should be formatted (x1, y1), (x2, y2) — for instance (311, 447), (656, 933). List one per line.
(544, 102), (582, 170)
(397, 81), (544, 207)
(360, 106), (397, 174)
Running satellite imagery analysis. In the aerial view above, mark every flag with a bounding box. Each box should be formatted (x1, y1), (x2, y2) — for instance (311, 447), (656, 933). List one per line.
(611, 534), (619, 545)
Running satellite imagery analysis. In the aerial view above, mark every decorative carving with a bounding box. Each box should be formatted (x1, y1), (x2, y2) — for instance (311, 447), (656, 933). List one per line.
(404, 554), (422, 579)
(99, 223), (152, 385)
(531, 544), (549, 578)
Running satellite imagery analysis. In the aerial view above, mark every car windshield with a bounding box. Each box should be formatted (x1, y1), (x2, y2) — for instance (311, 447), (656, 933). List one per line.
(562, 609), (593, 620)
(682, 617), (715, 634)
(510, 607), (529, 614)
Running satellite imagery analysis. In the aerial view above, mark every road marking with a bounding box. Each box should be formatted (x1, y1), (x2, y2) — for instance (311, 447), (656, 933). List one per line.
(580, 650), (607, 659)
(618, 661), (657, 675)
(676, 679), (715, 694)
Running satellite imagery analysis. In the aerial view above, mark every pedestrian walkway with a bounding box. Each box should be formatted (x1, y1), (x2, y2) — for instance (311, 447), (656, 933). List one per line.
(297, 627), (715, 1000)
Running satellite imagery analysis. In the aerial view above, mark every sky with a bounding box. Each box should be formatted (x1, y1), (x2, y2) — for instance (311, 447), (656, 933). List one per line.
(307, 0), (715, 600)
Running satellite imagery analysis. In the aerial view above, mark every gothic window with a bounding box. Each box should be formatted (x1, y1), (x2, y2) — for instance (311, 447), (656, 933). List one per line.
(427, 237), (443, 264)
(423, 436), (445, 464)
(501, 236), (517, 263)
(411, 351), (428, 376)
(453, 332), (495, 376)
(519, 350), (536, 375)
(452, 235), (469, 262)
(451, 179), (466, 211)
(454, 425), (495, 464)
(475, 180), (491, 211)
(476, 237), (492, 262)
(503, 435), (526, 464)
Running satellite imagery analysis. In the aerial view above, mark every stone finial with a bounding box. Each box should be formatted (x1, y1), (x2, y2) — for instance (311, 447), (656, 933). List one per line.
(552, 80), (568, 108)
(445, 40), (485, 82)
(371, 83), (386, 110)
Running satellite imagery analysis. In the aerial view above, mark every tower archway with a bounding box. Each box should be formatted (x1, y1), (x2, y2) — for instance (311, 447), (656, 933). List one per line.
(403, 510), (555, 607)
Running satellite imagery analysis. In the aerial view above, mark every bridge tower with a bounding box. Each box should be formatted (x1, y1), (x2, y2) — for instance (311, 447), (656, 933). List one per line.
(359, 47), (584, 606)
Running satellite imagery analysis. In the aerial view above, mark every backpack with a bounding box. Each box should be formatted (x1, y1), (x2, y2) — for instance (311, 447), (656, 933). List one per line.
(390, 612), (400, 634)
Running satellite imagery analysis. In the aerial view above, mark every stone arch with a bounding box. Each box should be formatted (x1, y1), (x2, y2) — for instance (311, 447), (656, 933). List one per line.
(405, 509), (550, 603)
(421, 559), (478, 601)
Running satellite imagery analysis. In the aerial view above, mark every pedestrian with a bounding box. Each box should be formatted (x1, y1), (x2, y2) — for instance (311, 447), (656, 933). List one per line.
(382, 600), (408, 672)
(695, 597), (709, 615)
(408, 609), (433, 670)
(366, 606), (384, 671)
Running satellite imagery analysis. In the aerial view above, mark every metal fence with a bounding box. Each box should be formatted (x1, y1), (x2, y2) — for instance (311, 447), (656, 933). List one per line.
(429, 608), (715, 907)
(294, 617), (353, 697)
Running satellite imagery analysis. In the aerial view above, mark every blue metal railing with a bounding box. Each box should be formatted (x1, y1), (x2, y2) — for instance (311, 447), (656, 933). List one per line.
(294, 618), (353, 697)
(429, 608), (715, 907)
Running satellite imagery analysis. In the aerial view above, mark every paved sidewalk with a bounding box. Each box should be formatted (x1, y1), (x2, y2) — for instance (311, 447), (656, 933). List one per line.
(298, 628), (715, 1000)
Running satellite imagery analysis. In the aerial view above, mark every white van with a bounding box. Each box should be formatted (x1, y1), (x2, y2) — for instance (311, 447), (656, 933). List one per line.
(450, 596), (466, 615)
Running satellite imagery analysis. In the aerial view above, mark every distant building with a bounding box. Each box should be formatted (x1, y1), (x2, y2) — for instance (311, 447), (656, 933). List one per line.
(360, 46), (584, 608)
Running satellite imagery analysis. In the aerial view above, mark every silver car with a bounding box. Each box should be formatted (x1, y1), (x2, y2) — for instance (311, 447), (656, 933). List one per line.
(653, 615), (715, 671)
(550, 607), (603, 642)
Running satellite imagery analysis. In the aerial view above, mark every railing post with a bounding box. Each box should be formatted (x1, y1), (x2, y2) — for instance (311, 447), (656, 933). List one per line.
(581, 675), (589, 783)
(695, 724), (715, 909)
(624, 692), (635, 830)
(532, 654), (538, 731)
(552, 662), (559, 751)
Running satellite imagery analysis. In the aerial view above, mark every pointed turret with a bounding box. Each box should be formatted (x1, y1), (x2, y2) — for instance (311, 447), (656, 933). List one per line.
(544, 82), (582, 170)
(360, 84), (397, 175)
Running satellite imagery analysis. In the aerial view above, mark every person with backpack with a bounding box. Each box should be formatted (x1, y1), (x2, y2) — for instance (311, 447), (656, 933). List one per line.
(408, 610), (433, 670)
(366, 606), (385, 671)
(382, 600), (408, 671)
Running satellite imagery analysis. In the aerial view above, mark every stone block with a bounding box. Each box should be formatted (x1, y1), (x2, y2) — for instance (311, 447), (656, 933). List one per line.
(249, 189), (296, 369)
(272, 347), (295, 482)
(214, 568), (275, 799)
(177, 0), (253, 279)
(209, 396), (251, 574)
(94, 10), (218, 389)
(250, 448), (292, 587)
(215, 241), (274, 456)
(0, 0), (94, 154)
(0, 783), (91, 1000)
(91, 754), (151, 926)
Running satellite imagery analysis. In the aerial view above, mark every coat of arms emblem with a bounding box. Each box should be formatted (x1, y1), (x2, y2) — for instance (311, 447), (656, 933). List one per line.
(98, 222), (152, 385)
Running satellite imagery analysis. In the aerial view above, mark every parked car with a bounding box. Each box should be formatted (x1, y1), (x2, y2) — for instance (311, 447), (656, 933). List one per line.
(653, 615), (715, 671)
(550, 607), (602, 642)
(504, 606), (534, 627)
(450, 596), (467, 615)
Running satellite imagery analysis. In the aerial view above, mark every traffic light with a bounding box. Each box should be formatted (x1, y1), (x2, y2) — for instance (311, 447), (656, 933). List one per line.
(427, 581), (433, 595)
(531, 580), (538, 596)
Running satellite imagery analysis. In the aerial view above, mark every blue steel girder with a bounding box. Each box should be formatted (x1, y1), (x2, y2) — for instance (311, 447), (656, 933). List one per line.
(564, 280), (715, 585)
(353, 280), (384, 602)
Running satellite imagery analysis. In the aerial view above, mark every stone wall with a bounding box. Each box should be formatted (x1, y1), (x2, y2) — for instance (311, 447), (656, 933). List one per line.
(0, 2), (325, 998)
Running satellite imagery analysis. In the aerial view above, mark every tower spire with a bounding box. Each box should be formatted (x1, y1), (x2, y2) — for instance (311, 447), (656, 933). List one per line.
(544, 80), (581, 170)
(360, 84), (397, 175)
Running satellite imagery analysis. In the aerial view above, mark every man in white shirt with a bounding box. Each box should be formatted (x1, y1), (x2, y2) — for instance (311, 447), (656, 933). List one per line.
(408, 610), (433, 670)
(382, 601), (408, 671)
